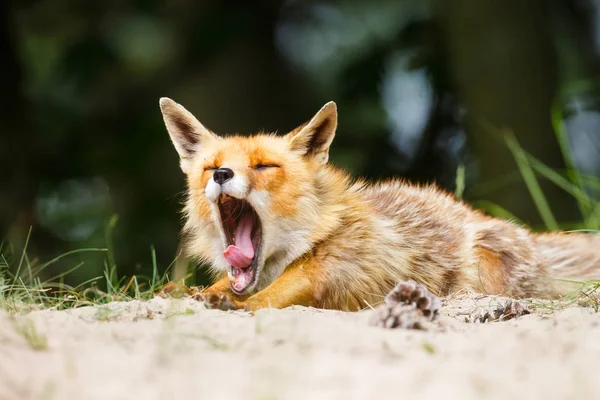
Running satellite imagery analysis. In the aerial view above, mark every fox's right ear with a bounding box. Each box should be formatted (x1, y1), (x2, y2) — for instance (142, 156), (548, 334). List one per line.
(159, 97), (218, 173)
(286, 101), (337, 165)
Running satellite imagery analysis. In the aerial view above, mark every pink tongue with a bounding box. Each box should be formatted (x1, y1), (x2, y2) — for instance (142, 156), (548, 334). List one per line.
(223, 213), (255, 269)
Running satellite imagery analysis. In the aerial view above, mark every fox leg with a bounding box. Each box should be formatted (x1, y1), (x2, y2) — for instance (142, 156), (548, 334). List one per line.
(197, 257), (321, 311)
(196, 255), (322, 311)
(196, 276), (249, 310)
(199, 275), (233, 296)
(243, 263), (318, 311)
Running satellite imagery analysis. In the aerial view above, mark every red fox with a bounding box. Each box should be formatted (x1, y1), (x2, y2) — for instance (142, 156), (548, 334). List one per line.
(159, 97), (600, 311)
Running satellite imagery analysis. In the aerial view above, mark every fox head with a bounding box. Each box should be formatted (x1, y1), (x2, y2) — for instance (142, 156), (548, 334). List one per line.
(159, 98), (338, 294)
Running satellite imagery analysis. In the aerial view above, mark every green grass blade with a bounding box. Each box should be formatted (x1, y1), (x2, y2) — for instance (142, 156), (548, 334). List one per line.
(455, 164), (466, 200)
(35, 248), (108, 275)
(527, 156), (592, 203)
(527, 154), (600, 229)
(43, 262), (85, 284)
(150, 245), (158, 289)
(551, 99), (593, 219)
(472, 200), (526, 226)
(504, 132), (559, 231)
(15, 227), (32, 281)
(71, 276), (103, 292)
(104, 215), (119, 289)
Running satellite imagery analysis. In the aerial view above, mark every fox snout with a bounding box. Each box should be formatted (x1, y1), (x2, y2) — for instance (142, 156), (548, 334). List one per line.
(205, 168), (250, 203)
(212, 168), (234, 185)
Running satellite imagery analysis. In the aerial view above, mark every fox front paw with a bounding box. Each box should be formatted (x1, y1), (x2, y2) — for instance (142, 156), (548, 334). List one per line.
(193, 291), (245, 311)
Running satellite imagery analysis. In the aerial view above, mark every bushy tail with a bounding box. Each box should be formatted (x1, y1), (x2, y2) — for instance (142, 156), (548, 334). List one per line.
(534, 232), (600, 295)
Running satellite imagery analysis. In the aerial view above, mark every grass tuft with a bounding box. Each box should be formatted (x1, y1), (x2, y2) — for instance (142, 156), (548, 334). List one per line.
(0, 222), (179, 313)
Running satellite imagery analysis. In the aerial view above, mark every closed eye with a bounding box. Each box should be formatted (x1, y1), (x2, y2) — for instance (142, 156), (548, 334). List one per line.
(254, 164), (280, 170)
(204, 166), (219, 171)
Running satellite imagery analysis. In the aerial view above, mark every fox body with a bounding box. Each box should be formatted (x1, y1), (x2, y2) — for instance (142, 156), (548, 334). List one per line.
(159, 98), (600, 311)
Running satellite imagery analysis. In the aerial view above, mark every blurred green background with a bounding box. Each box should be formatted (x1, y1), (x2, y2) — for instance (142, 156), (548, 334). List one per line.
(2, 0), (600, 290)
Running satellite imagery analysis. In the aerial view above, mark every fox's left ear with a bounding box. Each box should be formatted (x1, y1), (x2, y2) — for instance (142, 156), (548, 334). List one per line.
(287, 101), (337, 165)
(159, 97), (218, 173)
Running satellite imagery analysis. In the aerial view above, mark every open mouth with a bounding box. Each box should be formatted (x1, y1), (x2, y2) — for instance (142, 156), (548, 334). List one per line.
(217, 194), (262, 294)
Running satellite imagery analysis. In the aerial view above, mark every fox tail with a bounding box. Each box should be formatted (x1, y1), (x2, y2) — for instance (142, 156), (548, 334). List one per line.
(534, 232), (600, 296)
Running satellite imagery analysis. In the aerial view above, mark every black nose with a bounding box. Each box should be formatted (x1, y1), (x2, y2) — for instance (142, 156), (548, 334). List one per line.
(213, 168), (234, 185)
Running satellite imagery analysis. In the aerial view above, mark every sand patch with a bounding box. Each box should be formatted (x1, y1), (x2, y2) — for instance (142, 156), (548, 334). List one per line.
(1, 294), (599, 400)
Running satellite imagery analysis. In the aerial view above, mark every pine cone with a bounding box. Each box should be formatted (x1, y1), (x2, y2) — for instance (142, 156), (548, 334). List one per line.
(371, 280), (441, 330)
(466, 299), (530, 323)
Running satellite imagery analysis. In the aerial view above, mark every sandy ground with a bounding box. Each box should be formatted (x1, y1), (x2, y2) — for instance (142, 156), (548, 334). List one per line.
(1, 294), (599, 400)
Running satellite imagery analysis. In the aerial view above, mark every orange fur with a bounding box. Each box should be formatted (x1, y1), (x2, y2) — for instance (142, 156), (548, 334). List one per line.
(159, 98), (600, 311)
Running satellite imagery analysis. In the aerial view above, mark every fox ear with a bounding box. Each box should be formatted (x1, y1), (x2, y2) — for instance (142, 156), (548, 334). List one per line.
(287, 101), (337, 165)
(159, 97), (217, 173)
